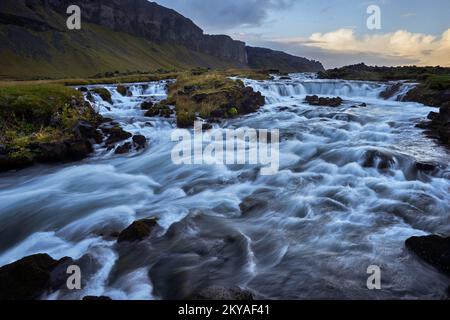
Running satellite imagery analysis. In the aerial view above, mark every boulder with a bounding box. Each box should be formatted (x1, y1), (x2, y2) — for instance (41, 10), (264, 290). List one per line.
(140, 101), (153, 110)
(30, 139), (92, 163)
(114, 142), (132, 155)
(72, 120), (101, 142)
(116, 85), (128, 97)
(91, 88), (112, 104)
(101, 125), (132, 146)
(0, 254), (69, 300)
(379, 82), (402, 99)
(361, 149), (396, 170)
(145, 105), (174, 118)
(187, 286), (254, 300)
(238, 87), (265, 114)
(305, 95), (343, 107)
(65, 139), (93, 160)
(132, 135), (147, 150)
(415, 161), (438, 172)
(117, 218), (160, 243)
(406, 235), (450, 276)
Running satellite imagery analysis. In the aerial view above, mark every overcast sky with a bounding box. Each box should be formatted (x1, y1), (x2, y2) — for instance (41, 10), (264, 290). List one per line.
(154, 0), (450, 68)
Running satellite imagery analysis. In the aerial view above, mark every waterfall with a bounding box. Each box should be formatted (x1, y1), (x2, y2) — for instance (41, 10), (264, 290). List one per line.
(241, 74), (416, 104)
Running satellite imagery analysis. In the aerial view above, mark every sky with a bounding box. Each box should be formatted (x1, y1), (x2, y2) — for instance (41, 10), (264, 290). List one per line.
(154, 0), (450, 68)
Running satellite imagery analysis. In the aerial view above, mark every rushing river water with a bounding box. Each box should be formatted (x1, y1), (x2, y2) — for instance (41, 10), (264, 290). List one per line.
(0, 74), (449, 300)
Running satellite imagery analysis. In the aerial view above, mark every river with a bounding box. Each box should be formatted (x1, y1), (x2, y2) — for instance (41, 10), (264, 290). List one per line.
(0, 73), (449, 299)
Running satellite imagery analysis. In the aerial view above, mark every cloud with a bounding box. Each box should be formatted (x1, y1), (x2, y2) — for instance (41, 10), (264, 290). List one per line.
(154, 0), (296, 32)
(272, 28), (450, 67)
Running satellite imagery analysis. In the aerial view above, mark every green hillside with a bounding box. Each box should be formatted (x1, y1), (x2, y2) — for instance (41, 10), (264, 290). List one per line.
(0, 23), (240, 80)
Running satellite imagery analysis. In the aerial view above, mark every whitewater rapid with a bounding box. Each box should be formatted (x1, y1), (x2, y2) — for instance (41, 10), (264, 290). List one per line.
(0, 74), (449, 299)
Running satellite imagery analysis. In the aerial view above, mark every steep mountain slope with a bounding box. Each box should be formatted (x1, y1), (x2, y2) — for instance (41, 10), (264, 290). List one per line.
(246, 46), (324, 73)
(0, 0), (324, 79)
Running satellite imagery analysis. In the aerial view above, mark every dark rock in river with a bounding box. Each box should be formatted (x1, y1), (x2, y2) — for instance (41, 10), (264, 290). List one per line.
(147, 213), (259, 300)
(72, 120), (102, 143)
(101, 124), (132, 147)
(114, 142), (132, 155)
(305, 95), (343, 107)
(379, 82), (402, 100)
(239, 196), (268, 215)
(361, 149), (396, 170)
(117, 218), (160, 243)
(116, 85), (131, 97)
(132, 135), (147, 150)
(140, 101), (153, 110)
(0, 254), (70, 300)
(187, 286), (254, 300)
(415, 161), (438, 172)
(82, 296), (112, 301)
(406, 235), (450, 277)
(91, 88), (112, 104)
(238, 87), (266, 114)
(144, 104), (173, 118)
(30, 139), (93, 163)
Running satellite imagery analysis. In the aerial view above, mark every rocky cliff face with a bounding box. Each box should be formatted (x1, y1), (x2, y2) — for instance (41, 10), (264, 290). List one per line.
(38, 0), (248, 65)
(0, 0), (323, 78)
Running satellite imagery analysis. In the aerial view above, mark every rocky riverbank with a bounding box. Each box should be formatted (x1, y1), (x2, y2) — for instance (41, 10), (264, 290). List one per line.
(0, 70), (269, 172)
(0, 84), (143, 172)
(406, 86), (450, 147)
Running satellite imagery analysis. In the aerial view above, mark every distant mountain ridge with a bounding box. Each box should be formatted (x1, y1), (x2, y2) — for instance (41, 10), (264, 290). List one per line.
(0, 0), (324, 79)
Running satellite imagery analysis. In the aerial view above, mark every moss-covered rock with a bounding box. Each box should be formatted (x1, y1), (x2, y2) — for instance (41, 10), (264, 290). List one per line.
(162, 71), (265, 127)
(176, 110), (196, 128)
(0, 84), (106, 172)
(91, 87), (112, 104)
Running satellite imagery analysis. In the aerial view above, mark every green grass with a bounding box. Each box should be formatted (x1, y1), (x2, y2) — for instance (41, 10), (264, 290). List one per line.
(319, 64), (450, 83)
(0, 84), (98, 163)
(426, 75), (450, 90)
(0, 21), (243, 80)
(154, 70), (265, 127)
(0, 84), (82, 120)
